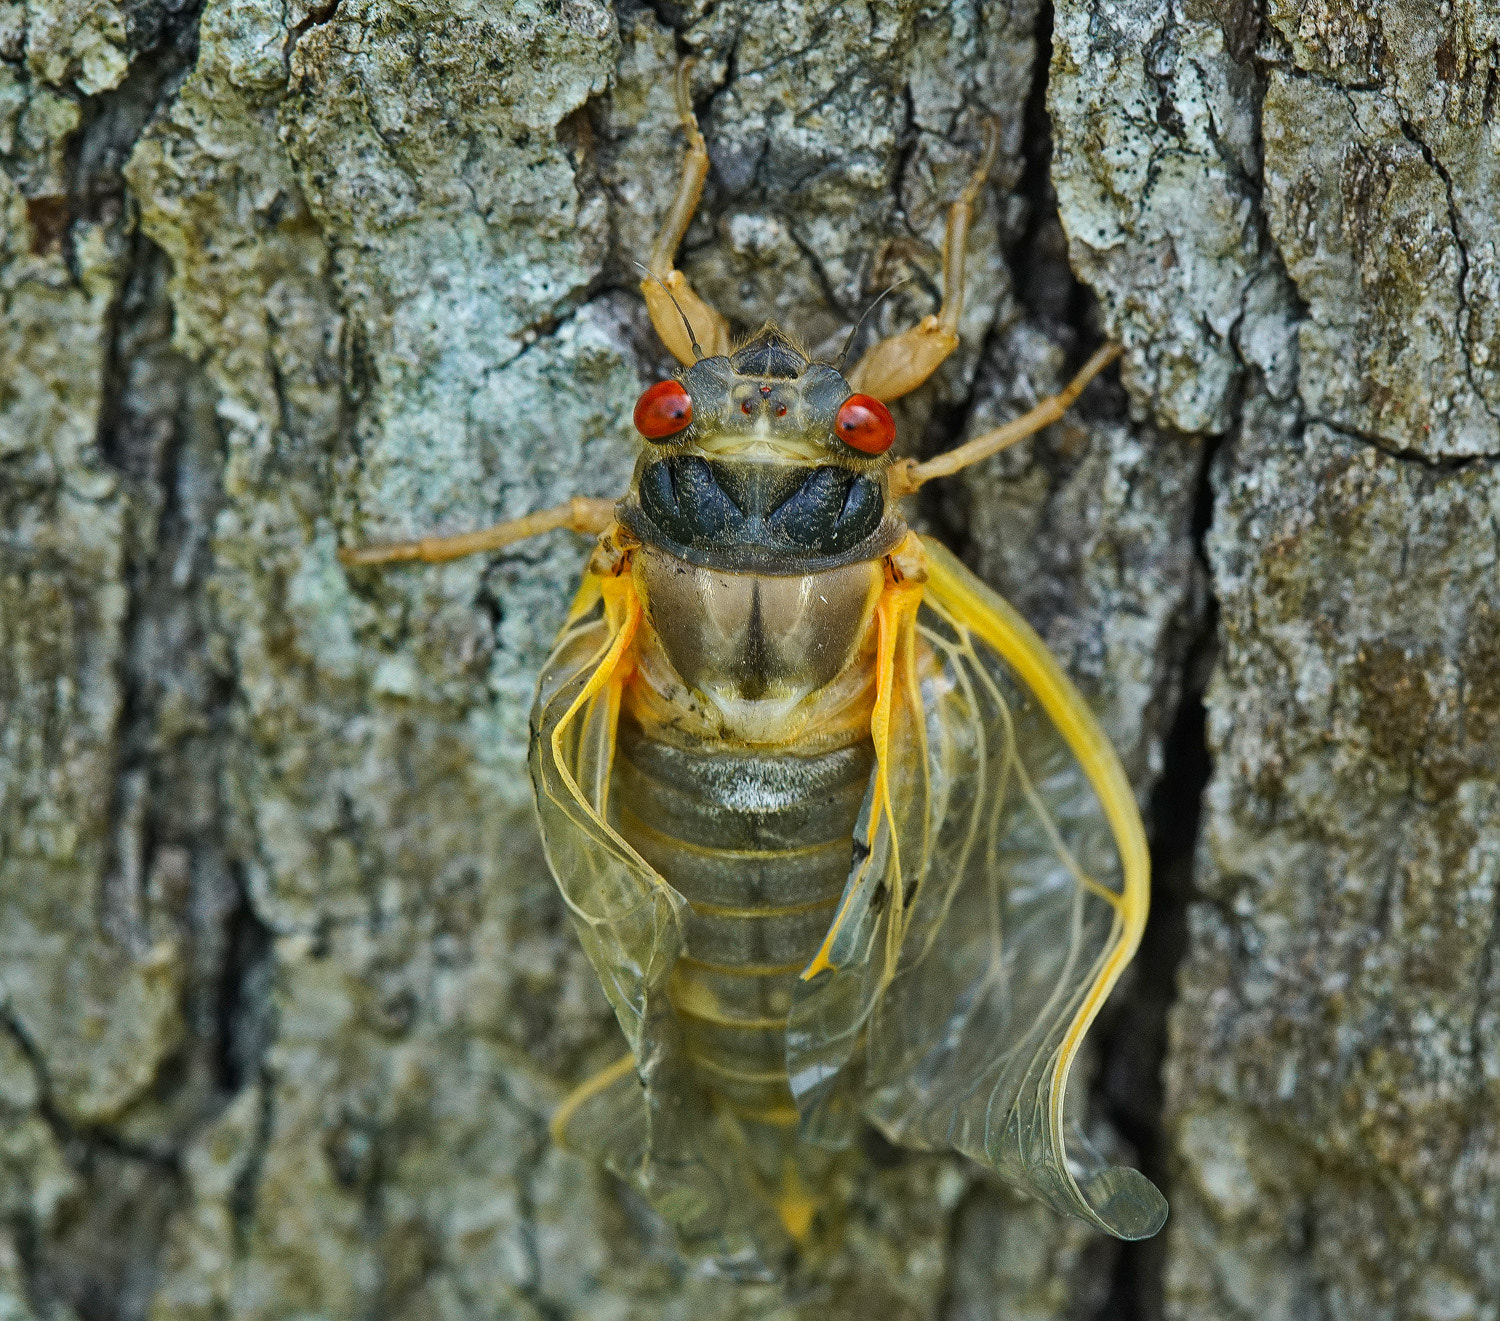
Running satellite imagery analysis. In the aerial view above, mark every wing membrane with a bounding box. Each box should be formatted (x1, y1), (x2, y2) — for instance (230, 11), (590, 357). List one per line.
(531, 573), (685, 1050)
(789, 535), (1165, 1239)
(531, 566), (792, 1273)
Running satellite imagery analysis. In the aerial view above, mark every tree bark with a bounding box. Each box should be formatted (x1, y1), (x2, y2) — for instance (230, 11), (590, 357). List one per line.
(0, 2), (1491, 1319)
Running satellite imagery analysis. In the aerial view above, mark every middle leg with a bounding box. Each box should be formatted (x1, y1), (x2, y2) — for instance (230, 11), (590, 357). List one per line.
(338, 496), (616, 566)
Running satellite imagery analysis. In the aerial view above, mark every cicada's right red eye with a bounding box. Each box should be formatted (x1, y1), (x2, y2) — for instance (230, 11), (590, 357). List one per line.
(634, 380), (693, 440)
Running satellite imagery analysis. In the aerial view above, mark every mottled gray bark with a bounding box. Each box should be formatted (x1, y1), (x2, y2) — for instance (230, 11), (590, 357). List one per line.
(1048, 4), (1500, 1320)
(0, 1), (1489, 1318)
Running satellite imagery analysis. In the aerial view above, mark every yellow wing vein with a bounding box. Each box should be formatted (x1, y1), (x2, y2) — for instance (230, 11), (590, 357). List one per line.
(801, 576), (922, 982)
(918, 537), (1151, 1212)
(905, 625), (997, 972)
(545, 575), (680, 916)
(930, 596), (1121, 911)
(549, 1053), (637, 1147)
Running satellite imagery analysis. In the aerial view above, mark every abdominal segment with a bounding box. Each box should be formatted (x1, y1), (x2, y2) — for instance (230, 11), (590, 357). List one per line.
(612, 718), (873, 1129)
(612, 542), (884, 1237)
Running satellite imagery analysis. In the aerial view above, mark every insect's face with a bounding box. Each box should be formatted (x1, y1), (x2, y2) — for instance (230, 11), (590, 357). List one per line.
(635, 325), (895, 469)
(624, 325), (902, 572)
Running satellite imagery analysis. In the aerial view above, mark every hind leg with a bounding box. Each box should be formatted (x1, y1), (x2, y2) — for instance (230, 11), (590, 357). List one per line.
(640, 61), (732, 365)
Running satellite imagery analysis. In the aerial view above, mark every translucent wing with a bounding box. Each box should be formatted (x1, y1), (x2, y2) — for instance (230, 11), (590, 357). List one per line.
(531, 564), (792, 1274)
(548, 1053), (647, 1180)
(784, 562), (935, 1146)
(530, 570), (684, 1051)
(789, 535), (1166, 1239)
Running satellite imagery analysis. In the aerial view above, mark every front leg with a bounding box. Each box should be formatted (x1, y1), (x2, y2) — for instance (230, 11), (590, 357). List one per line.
(886, 343), (1122, 497)
(338, 496), (616, 566)
(641, 61), (733, 365)
(846, 122), (999, 402)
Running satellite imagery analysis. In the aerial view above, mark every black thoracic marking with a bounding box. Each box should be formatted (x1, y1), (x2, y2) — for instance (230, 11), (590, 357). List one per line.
(638, 457), (884, 561)
(638, 456), (740, 546)
(740, 581), (771, 699)
(766, 465), (882, 552)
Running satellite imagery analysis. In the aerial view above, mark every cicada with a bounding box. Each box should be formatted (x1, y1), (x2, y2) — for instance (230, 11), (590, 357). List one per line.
(342, 63), (1166, 1275)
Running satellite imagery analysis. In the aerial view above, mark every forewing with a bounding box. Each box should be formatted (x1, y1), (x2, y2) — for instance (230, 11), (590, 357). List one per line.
(530, 574), (686, 1053)
(785, 573), (940, 1146)
(865, 537), (1165, 1239)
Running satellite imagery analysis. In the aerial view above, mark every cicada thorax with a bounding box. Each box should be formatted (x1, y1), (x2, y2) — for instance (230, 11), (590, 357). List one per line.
(617, 325), (901, 750)
(606, 327), (901, 1222)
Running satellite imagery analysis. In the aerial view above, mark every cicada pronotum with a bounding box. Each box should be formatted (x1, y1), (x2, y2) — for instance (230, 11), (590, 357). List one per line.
(341, 61), (1166, 1276)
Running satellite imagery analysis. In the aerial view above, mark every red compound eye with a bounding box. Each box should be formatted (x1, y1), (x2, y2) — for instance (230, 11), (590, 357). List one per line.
(634, 380), (693, 439)
(834, 393), (896, 455)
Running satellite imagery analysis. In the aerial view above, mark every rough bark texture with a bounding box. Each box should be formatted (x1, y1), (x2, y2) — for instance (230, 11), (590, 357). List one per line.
(0, 2), (1490, 1319)
(1047, 4), (1500, 1321)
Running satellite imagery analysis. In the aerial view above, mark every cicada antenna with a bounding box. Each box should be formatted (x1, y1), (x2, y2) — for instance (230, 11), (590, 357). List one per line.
(832, 278), (910, 372)
(634, 260), (704, 361)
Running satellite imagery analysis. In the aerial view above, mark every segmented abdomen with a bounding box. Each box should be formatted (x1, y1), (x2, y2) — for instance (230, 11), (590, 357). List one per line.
(613, 718), (872, 1126)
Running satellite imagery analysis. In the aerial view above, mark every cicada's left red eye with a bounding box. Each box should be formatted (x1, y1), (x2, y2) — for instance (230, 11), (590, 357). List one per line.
(834, 393), (896, 455)
(634, 380), (693, 440)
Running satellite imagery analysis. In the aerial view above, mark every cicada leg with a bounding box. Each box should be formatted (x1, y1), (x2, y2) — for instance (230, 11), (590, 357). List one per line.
(886, 343), (1123, 497)
(550, 1052), (639, 1147)
(845, 121), (1001, 403)
(337, 495), (615, 566)
(641, 60), (732, 365)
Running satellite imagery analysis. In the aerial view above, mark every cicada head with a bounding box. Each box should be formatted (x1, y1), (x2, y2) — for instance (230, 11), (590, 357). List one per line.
(633, 323), (895, 469)
(624, 324), (903, 574)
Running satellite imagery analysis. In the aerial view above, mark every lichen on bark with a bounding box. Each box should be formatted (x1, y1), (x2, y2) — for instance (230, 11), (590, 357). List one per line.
(3, 0), (1495, 1318)
(1049, 2), (1500, 1319)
